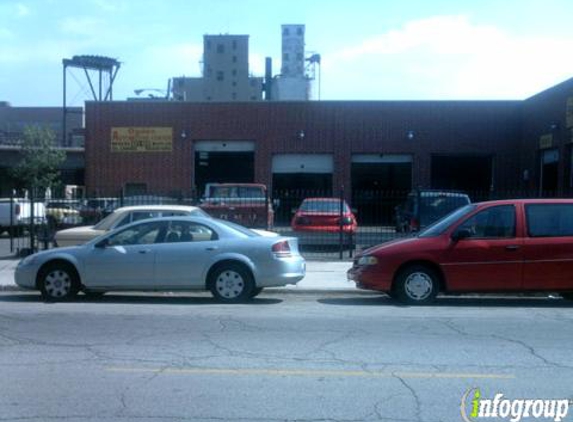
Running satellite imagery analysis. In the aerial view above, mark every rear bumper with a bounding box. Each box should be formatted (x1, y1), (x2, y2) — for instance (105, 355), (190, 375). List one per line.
(257, 257), (306, 287)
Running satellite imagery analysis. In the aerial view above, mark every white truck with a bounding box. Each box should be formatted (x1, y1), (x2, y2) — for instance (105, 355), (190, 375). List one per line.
(0, 198), (46, 236)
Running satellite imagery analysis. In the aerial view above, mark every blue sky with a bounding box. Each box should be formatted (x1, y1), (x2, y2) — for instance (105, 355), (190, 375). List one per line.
(1, 0), (572, 106)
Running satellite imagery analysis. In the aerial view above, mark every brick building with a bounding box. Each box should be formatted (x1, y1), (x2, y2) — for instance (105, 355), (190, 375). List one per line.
(85, 77), (573, 204)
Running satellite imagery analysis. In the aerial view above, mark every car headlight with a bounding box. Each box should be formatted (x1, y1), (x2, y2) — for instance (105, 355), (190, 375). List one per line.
(357, 256), (378, 266)
(19, 254), (38, 267)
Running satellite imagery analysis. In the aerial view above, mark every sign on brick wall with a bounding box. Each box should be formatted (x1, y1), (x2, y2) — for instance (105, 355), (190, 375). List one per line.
(111, 127), (173, 152)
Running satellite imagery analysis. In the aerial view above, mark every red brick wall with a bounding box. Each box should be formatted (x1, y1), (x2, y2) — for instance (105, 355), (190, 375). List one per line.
(85, 100), (523, 196)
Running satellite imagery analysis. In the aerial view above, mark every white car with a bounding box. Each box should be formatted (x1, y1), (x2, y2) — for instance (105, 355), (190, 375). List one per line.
(16, 216), (306, 302)
(54, 205), (210, 247)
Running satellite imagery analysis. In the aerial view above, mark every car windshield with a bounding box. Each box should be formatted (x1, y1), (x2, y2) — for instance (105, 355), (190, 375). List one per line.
(300, 200), (349, 213)
(418, 204), (477, 237)
(92, 212), (119, 230)
(209, 186), (265, 199)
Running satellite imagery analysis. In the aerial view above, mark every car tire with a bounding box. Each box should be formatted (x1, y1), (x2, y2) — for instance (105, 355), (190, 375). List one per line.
(393, 265), (439, 305)
(39, 262), (80, 302)
(208, 263), (255, 303)
(250, 287), (263, 298)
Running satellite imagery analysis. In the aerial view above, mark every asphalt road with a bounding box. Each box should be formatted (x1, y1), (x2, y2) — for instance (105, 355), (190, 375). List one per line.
(1, 291), (572, 422)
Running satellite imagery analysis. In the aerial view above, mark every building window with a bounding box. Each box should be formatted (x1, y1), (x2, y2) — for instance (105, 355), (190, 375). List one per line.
(232, 92), (237, 100)
(206, 68), (212, 77)
(216, 71), (224, 81)
(232, 69), (237, 76)
(206, 40), (211, 50)
(232, 40), (237, 50)
(217, 44), (224, 53)
(283, 28), (289, 36)
(297, 27), (303, 36)
(297, 53), (303, 60)
(232, 81), (237, 87)
(251, 96), (256, 101)
(206, 96), (212, 101)
(283, 53), (289, 61)
(232, 55), (237, 63)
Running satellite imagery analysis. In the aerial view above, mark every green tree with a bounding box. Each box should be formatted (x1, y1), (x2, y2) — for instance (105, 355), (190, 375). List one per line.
(10, 125), (66, 194)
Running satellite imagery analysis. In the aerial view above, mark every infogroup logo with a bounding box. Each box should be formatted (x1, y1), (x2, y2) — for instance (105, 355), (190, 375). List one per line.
(461, 388), (570, 422)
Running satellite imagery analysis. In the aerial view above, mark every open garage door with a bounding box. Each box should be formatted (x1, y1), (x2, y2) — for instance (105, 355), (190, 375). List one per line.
(194, 141), (255, 196)
(431, 155), (493, 200)
(272, 154), (333, 223)
(351, 154), (413, 225)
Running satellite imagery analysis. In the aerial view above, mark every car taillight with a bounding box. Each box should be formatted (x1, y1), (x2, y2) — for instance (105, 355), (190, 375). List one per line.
(14, 204), (20, 216)
(272, 240), (292, 258)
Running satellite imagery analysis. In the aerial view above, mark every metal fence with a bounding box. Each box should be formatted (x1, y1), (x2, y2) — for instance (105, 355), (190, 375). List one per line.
(1, 188), (570, 260)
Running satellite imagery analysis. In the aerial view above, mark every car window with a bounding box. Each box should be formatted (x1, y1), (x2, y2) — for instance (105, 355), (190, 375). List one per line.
(107, 221), (166, 246)
(162, 221), (217, 243)
(418, 204), (476, 237)
(116, 211), (161, 228)
(526, 204), (573, 237)
(456, 205), (516, 239)
(300, 200), (349, 213)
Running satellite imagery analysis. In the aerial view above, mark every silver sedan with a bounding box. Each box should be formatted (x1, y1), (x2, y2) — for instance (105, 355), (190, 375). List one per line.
(15, 217), (306, 302)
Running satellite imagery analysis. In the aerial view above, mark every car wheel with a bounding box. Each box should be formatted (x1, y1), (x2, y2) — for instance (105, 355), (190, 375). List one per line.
(393, 265), (439, 305)
(39, 262), (80, 301)
(250, 287), (263, 298)
(209, 263), (254, 303)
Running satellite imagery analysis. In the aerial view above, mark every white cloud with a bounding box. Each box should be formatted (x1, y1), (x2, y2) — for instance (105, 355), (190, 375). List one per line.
(59, 16), (105, 37)
(322, 15), (573, 100)
(90, 0), (127, 13)
(16, 3), (29, 17)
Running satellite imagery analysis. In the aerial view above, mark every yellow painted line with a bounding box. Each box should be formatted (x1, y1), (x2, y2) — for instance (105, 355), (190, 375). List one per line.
(105, 367), (515, 380)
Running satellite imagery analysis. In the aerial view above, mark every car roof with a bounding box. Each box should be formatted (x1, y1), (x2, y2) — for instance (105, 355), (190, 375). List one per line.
(301, 197), (342, 202)
(475, 198), (573, 207)
(112, 205), (200, 213)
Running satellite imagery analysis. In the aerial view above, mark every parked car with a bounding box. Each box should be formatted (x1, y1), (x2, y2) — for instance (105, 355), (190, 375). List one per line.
(200, 183), (274, 229)
(348, 199), (573, 304)
(15, 216), (306, 302)
(394, 190), (471, 233)
(45, 201), (82, 227)
(54, 205), (210, 247)
(0, 198), (46, 236)
(291, 198), (357, 246)
(78, 198), (117, 224)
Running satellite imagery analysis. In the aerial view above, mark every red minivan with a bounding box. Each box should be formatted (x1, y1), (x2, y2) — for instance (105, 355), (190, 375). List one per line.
(347, 199), (573, 304)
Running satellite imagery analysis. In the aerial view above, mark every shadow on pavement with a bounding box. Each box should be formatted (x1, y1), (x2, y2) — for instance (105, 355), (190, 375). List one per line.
(318, 295), (573, 308)
(0, 293), (283, 306)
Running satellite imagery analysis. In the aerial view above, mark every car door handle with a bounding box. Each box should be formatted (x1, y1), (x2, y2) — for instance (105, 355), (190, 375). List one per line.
(138, 249), (152, 254)
(505, 245), (520, 251)
(205, 246), (218, 251)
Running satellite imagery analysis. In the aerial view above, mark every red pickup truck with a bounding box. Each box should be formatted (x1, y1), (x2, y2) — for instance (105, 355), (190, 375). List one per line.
(199, 183), (274, 229)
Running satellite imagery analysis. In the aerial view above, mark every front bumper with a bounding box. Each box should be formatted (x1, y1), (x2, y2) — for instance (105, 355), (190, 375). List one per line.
(14, 264), (37, 290)
(347, 264), (391, 292)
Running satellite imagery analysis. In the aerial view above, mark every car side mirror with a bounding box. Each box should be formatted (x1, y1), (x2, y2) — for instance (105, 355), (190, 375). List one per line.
(95, 238), (110, 248)
(452, 228), (472, 242)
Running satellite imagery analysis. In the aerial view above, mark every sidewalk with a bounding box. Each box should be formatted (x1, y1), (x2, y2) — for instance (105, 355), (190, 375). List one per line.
(0, 258), (359, 292)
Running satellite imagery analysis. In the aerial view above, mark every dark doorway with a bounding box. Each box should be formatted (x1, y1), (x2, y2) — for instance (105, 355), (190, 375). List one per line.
(431, 155), (492, 197)
(195, 151), (254, 197)
(351, 162), (412, 225)
(540, 149), (559, 197)
(272, 173), (332, 224)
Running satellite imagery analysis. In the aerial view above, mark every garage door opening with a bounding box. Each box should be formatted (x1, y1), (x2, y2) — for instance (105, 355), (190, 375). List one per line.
(351, 155), (413, 225)
(540, 149), (559, 197)
(431, 155), (493, 198)
(272, 154), (333, 224)
(194, 141), (255, 197)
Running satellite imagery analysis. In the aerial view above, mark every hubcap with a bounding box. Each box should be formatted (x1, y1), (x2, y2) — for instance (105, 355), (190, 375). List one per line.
(44, 270), (72, 298)
(404, 272), (433, 301)
(216, 270), (245, 299)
